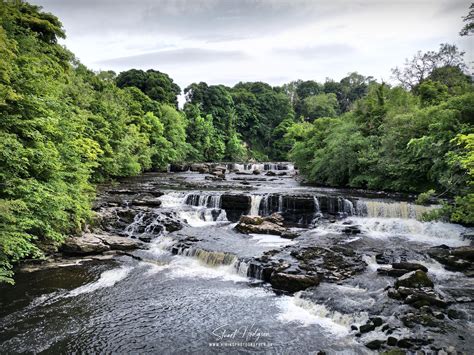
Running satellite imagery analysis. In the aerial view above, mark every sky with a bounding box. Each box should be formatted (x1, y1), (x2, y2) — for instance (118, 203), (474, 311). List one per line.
(31, 0), (473, 97)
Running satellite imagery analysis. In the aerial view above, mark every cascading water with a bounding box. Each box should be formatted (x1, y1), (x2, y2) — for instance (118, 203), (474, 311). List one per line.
(249, 195), (263, 215)
(3, 164), (474, 354)
(355, 200), (436, 220)
(157, 192), (227, 226)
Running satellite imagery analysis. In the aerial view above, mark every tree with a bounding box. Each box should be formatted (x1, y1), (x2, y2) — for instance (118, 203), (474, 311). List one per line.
(116, 69), (181, 107)
(302, 93), (339, 120)
(460, 3), (474, 36)
(391, 44), (466, 90)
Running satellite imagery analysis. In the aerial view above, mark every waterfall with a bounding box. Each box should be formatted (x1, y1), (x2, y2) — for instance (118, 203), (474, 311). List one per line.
(234, 259), (250, 277)
(340, 198), (355, 216)
(314, 196), (321, 213)
(278, 195), (284, 213)
(355, 200), (436, 220)
(124, 212), (146, 237)
(185, 193), (221, 208)
(175, 247), (237, 266)
(249, 195), (263, 215)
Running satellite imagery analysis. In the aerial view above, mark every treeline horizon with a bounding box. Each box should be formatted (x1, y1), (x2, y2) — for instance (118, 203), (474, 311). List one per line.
(0, 1), (472, 283)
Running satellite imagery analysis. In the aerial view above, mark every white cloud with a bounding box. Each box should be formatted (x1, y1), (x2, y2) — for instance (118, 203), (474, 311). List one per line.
(31, 0), (473, 90)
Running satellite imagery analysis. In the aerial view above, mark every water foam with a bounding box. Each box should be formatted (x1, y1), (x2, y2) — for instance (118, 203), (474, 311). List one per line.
(249, 233), (297, 248)
(276, 293), (368, 336)
(67, 266), (133, 297)
(352, 217), (469, 247)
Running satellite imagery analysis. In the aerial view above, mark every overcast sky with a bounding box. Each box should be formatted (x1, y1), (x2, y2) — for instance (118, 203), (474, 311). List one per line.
(31, 0), (473, 94)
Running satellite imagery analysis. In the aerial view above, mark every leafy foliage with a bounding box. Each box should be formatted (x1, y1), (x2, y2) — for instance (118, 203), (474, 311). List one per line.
(291, 53), (473, 224)
(0, 1), (188, 283)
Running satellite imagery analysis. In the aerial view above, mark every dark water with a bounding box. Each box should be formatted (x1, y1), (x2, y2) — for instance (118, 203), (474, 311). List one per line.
(1, 163), (473, 354)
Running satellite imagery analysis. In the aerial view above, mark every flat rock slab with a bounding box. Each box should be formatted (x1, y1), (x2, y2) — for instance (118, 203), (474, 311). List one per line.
(61, 233), (140, 255)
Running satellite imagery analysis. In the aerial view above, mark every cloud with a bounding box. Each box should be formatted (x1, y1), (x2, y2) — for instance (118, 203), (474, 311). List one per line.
(33, 0), (346, 40)
(96, 48), (249, 68)
(273, 44), (357, 59)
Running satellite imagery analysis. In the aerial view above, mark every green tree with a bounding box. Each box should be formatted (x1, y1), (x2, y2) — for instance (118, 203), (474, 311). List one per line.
(116, 69), (181, 107)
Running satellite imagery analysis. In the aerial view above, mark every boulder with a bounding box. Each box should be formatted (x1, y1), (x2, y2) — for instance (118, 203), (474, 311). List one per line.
(235, 213), (297, 238)
(427, 245), (474, 273)
(169, 164), (189, 172)
(132, 195), (162, 208)
(378, 262), (428, 277)
(265, 171), (277, 176)
(392, 262), (428, 272)
(239, 215), (264, 225)
(270, 272), (320, 292)
(365, 340), (384, 350)
(395, 270), (434, 289)
(378, 267), (412, 277)
(452, 246), (474, 261)
(96, 234), (141, 251)
(61, 234), (110, 255)
(389, 286), (447, 308)
(190, 163), (209, 173)
(342, 226), (361, 235)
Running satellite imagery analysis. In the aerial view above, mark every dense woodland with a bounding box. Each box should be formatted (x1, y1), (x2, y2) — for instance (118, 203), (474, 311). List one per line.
(0, 1), (473, 283)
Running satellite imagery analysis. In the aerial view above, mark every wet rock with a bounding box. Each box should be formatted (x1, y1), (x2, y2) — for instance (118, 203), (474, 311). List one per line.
(365, 340), (384, 350)
(205, 175), (225, 181)
(395, 287), (447, 308)
(221, 194), (251, 222)
(235, 213), (297, 238)
(253, 169), (261, 175)
(239, 215), (264, 225)
(116, 209), (138, 224)
(387, 336), (398, 346)
(351, 325), (358, 331)
(371, 317), (383, 327)
(392, 262), (428, 272)
(189, 163), (210, 174)
(447, 308), (462, 319)
(378, 267), (412, 277)
(359, 322), (376, 333)
(397, 339), (413, 349)
(427, 245), (474, 274)
(291, 245), (366, 282)
(270, 272), (320, 292)
(452, 246), (474, 260)
(132, 195), (162, 207)
(265, 171), (276, 176)
(387, 287), (403, 300)
(395, 270), (434, 288)
(61, 234), (110, 255)
(342, 226), (361, 235)
(169, 164), (189, 172)
(95, 234), (141, 251)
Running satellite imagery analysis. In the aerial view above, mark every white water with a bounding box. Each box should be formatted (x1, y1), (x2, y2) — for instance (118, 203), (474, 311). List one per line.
(355, 200), (436, 220)
(249, 195), (263, 215)
(249, 233), (297, 248)
(67, 266), (133, 297)
(158, 192), (188, 207)
(158, 192), (228, 227)
(352, 217), (469, 247)
(179, 208), (227, 227)
(276, 293), (368, 336)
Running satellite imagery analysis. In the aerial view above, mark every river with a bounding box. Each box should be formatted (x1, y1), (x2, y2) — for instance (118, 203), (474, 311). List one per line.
(0, 163), (472, 354)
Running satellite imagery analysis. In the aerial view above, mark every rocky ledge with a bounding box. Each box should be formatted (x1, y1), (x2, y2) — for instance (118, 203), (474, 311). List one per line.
(427, 245), (474, 276)
(243, 243), (366, 293)
(61, 233), (142, 255)
(234, 213), (298, 239)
